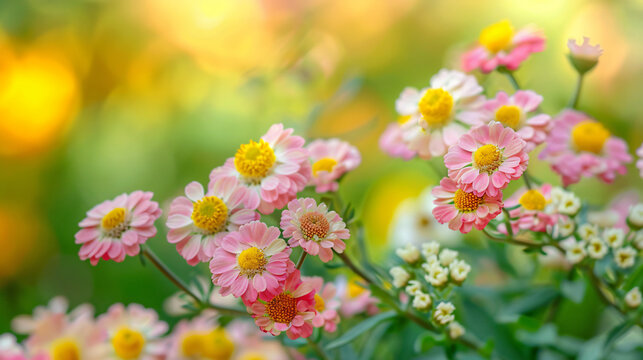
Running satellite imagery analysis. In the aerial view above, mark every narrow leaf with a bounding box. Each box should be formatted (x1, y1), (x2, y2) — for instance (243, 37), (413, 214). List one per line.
(325, 311), (397, 350)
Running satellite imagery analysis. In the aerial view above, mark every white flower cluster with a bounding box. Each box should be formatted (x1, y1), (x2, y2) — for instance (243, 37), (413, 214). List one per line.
(562, 221), (640, 269)
(550, 188), (582, 216)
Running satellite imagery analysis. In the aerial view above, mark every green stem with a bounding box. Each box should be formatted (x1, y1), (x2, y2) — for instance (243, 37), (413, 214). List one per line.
(306, 337), (330, 360)
(296, 252), (307, 270)
(502, 208), (514, 238)
(523, 171), (533, 189)
(504, 71), (521, 90)
(569, 74), (584, 109)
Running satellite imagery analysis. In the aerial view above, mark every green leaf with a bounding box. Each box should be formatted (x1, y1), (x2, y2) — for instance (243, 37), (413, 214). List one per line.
(359, 320), (394, 360)
(516, 324), (557, 347)
(325, 311), (397, 350)
(478, 338), (495, 358)
(560, 279), (586, 304)
(414, 333), (445, 353)
(624, 263), (643, 290)
(603, 321), (633, 351)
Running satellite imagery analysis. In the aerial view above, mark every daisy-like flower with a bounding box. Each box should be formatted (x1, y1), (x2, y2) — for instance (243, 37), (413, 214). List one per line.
(248, 270), (316, 340)
(500, 184), (558, 234)
(445, 121), (529, 197)
(614, 247), (636, 269)
(433, 302), (456, 325)
(625, 287), (641, 309)
(567, 37), (603, 74)
(166, 180), (259, 265)
(336, 277), (379, 317)
(389, 266), (411, 288)
(578, 223), (599, 241)
(449, 259), (471, 284)
(634, 232), (643, 251)
(306, 277), (341, 333)
(396, 244), (421, 264)
(587, 237), (608, 260)
(210, 221), (293, 303)
(0, 334), (27, 359)
(460, 90), (552, 152)
(550, 188), (582, 216)
(412, 292), (432, 311)
(448, 322), (465, 339)
(637, 144), (643, 178)
(628, 203), (643, 229)
(75, 191), (162, 265)
(461, 20), (545, 73)
(395, 69), (484, 159)
(563, 239), (586, 264)
(306, 138), (361, 193)
(439, 249), (458, 266)
(425, 264), (449, 287)
(603, 228), (624, 248)
(97, 304), (168, 360)
(432, 177), (503, 233)
(165, 312), (234, 360)
(209, 124), (311, 214)
(280, 198), (349, 263)
(539, 110), (631, 186)
(225, 320), (292, 360)
(405, 280), (423, 297)
(379, 120), (416, 160)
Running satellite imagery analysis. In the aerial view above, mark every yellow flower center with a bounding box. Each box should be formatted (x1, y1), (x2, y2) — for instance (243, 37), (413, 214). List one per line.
(51, 339), (80, 360)
(479, 20), (514, 53)
(312, 157), (337, 176)
(314, 293), (326, 313)
(473, 144), (502, 173)
(592, 242), (602, 252)
(347, 281), (365, 298)
(234, 139), (276, 179)
(239, 353), (268, 360)
(453, 189), (483, 212)
(397, 115), (412, 124)
(519, 190), (546, 211)
(237, 247), (267, 276)
(495, 105), (522, 129)
(418, 88), (454, 127)
(102, 207), (126, 231)
(571, 120), (610, 154)
(191, 196), (228, 233)
(300, 212), (330, 241)
(266, 293), (298, 324)
(181, 329), (234, 360)
(112, 327), (145, 360)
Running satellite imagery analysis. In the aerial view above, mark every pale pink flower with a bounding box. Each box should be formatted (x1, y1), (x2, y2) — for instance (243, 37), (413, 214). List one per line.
(280, 198), (350, 263)
(248, 270), (316, 340)
(306, 138), (361, 193)
(226, 320), (291, 360)
(539, 110), (631, 186)
(445, 121), (529, 197)
(568, 37), (603, 61)
(460, 90), (551, 152)
(637, 143), (643, 178)
(0, 334), (29, 360)
(97, 304), (168, 360)
(335, 276), (379, 317)
(210, 124), (311, 214)
(499, 184), (558, 234)
(305, 277), (341, 333)
(166, 179), (259, 265)
(396, 69), (484, 159)
(432, 177), (503, 233)
(461, 20), (545, 73)
(379, 121), (416, 160)
(75, 191), (161, 265)
(164, 311), (234, 360)
(210, 221), (293, 303)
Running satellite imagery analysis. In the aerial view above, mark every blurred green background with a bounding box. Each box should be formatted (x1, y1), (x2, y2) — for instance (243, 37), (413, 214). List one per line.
(1, 0), (642, 335)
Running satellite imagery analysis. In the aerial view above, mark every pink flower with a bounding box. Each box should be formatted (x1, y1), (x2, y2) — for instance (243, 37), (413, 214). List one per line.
(637, 143), (643, 178)
(210, 221), (293, 303)
(166, 179), (259, 265)
(567, 37), (603, 74)
(432, 177), (503, 233)
(396, 69), (484, 159)
(499, 184), (558, 234)
(305, 277), (341, 333)
(306, 138), (361, 193)
(164, 312), (235, 360)
(97, 303), (168, 360)
(75, 191), (161, 265)
(248, 270), (316, 340)
(460, 90), (552, 152)
(445, 121), (528, 197)
(280, 198), (350, 262)
(336, 276), (379, 317)
(461, 20), (545, 73)
(539, 110), (631, 186)
(225, 320), (291, 360)
(210, 124), (311, 214)
(379, 121), (416, 160)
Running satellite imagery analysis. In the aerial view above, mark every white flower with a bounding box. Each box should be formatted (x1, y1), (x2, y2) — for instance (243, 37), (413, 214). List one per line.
(396, 244), (420, 264)
(425, 264), (449, 287)
(614, 247), (636, 269)
(563, 240), (586, 264)
(405, 280), (423, 296)
(634, 231), (643, 251)
(412, 292), (432, 311)
(421, 241), (441, 258)
(538, 246), (571, 270)
(449, 260), (471, 283)
(390, 266), (411, 288)
(448, 321), (465, 339)
(421, 255), (440, 272)
(554, 217), (575, 238)
(433, 302), (455, 325)
(578, 223), (599, 241)
(587, 238), (608, 259)
(554, 190), (581, 215)
(628, 204), (643, 228)
(602, 228), (624, 248)
(625, 287), (641, 309)
(439, 249), (459, 266)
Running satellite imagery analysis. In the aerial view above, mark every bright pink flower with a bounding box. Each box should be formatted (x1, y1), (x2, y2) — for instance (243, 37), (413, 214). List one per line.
(166, 179), (259, 265)
(75, 191), (161, 265)
(305, 277), (341, 333)
(461, 20), (545, 73)
(539, 110), (631, 186)
(460, 90), (551, 152)
(210, 221), (293, 303)
(379, 121), (416, 160)
(637, 143), (643, 178)
(445, 121), (528, 197)
(248, 270), (316, 340)
(210, 124), (311, 214)
(499, 184), (558, 234)
(432, 177), (503, 233)
(280, 198), (349, 263)
(306, 138), (361, 193)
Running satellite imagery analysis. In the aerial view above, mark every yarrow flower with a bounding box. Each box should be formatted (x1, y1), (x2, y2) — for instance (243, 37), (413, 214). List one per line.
(567, 37), (603, 74)
(248, 270), (316, 339)
(210, 124), (311, 214)
(563, 239), (586, 264)
(460, 90), (552, 152)
(210, 221), (293, 303)
(539, 110), (631, 186)
(166, 180), (259, 265)
(280, 198), (350, 262)
(625, 287), (641, 309)
(396, 69), (484, 159)
(614, 247), (636, 269)
(445, 121), (529, 197)
(306, 138), (361, 193)
(461, 20), (545, 73)
(75, 191), (161, 265)
(448, 322), (465, 339)
(433, 302), (455, 325)
(396, 244), (421, 264)
(500, 184), (558, 234)
(307, 277), (341, 333)
(412, 292), (432, 311)
(389, 266), (411, 288)
(628, 203), (643, 229)
(587, 237), (608, 260)
(379, 119), (416, 160)
(432, 177), (503, 233)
